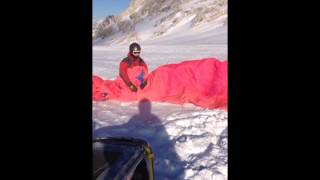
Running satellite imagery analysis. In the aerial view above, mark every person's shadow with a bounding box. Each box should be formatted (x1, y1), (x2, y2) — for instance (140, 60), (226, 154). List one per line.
(93, 98), (185, 179)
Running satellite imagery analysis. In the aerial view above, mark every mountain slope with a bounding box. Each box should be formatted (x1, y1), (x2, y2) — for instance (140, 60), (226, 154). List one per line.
(93, 0), (227, 46)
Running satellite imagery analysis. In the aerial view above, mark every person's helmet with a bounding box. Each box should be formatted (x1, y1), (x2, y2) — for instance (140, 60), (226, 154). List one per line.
(129, 42), (141, 56)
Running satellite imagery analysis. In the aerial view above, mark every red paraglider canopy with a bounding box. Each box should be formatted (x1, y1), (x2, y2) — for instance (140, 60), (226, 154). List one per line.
(93, 58), (227, 110)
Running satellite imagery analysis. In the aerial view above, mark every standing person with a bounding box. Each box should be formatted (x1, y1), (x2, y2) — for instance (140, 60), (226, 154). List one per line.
(119, 42), (149, 92)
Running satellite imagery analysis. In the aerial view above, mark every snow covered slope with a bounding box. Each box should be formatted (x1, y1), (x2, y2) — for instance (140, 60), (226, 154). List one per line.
(93, 101), (227, 180)
(93, 0), (227, 46)
(93, 44), (228, 180)
(93, 1), (228, 179)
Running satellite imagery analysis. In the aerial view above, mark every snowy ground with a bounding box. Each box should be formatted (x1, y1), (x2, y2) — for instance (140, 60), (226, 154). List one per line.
(93, 26), (227, 180)
(93, 44), (227, 79)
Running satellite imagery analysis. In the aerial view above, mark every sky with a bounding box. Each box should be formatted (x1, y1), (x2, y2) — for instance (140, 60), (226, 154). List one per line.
(93, 0), (131, 20)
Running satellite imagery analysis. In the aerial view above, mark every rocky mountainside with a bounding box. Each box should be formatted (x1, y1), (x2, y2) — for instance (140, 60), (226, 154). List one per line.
(93, 0), (227, 46)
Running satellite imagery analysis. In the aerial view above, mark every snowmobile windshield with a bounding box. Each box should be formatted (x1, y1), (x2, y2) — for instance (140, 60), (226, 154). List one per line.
(93, 142), (121, 177)
(93, 141), (143, 180)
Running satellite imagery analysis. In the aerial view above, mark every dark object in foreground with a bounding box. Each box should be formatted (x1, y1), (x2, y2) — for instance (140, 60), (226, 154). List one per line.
(93, 137), (154, 180)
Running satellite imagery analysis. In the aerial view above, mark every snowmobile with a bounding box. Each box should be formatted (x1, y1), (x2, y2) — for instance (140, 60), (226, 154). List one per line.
(93, 137), (154, 180)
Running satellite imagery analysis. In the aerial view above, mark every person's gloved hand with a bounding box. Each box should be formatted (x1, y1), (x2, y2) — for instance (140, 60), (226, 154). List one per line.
(140, 80), (147, 89)
(129, 83), (138, 92)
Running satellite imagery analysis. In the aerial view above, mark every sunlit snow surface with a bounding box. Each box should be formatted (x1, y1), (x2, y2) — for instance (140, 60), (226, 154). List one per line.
(93, 27), (227, 180)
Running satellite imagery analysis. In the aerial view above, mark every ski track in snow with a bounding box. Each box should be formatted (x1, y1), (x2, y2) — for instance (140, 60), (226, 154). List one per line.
(93, 43), (227, 180)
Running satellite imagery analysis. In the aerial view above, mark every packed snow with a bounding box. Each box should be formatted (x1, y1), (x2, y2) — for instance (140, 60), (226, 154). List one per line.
(93, 101), (227, 180)
(93, 16), (228, 180)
